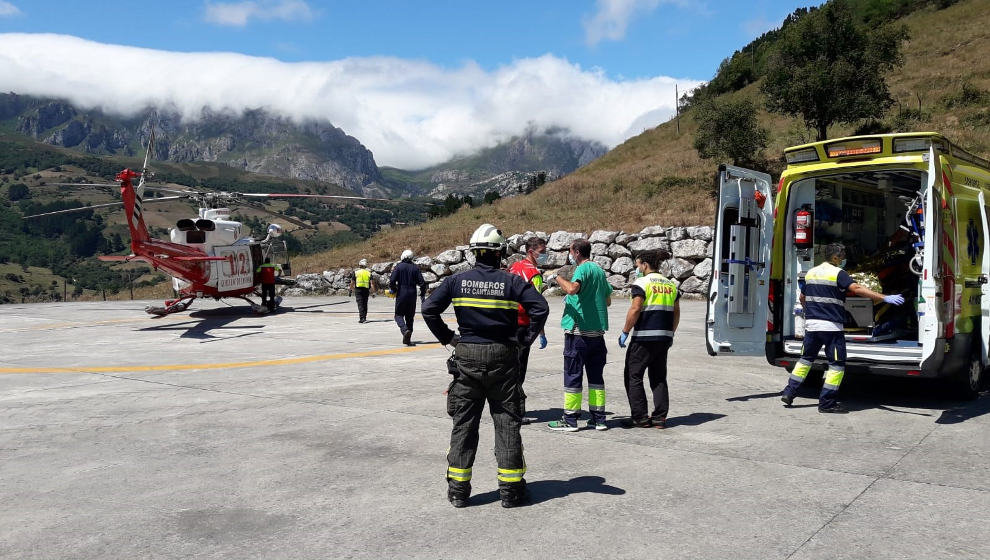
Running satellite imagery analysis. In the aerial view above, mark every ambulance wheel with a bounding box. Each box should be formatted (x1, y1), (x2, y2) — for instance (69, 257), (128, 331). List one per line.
(950, 358), (982, 400)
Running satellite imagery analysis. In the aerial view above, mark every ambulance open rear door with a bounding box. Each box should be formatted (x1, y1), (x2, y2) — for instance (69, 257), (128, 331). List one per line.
(977, 191), (990, 367)
(706, 164), (774, 356)
(919, 147), (946, 371)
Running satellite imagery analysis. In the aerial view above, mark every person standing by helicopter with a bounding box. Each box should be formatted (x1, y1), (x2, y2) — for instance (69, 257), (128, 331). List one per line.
(350, 258), (376, 323)
(390, 249), (427, 345)
(256, 257), (282, 312)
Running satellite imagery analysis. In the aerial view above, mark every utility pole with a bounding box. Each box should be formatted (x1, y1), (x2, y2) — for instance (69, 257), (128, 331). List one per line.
(675, 84), (680, 135)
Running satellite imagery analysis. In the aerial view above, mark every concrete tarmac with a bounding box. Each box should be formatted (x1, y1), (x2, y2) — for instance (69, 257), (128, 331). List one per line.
(1, 297), (988, 559)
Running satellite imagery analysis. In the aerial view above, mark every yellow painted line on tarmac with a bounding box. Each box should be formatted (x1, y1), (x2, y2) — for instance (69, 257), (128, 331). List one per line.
(0, 343), (442, 374)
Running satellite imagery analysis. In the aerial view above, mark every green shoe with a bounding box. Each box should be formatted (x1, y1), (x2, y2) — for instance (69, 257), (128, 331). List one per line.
(587, 420), (608, 431)
(547, 420), (578, 432)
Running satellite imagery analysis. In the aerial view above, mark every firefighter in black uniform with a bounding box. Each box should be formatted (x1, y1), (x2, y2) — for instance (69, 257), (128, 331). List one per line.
(422, 224), (549, 509)
(390, 249), (427, 345)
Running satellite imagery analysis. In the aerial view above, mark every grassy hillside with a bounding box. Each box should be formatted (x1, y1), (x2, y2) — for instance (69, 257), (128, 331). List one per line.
(298, 0), (989, 272)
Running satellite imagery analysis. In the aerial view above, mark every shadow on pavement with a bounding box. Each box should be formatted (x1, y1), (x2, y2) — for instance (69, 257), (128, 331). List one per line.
(523, 408), (566, 423)
(665, 412), (727, 428)
(524, 408), (621, 424)
(936, 394), (990, 424)
(468, 476), (625, 506)
(139, 308), (264, 341)
(731, 370), (990, 422)
(279, 301), (349, 313)
(726, 391), (783, 402)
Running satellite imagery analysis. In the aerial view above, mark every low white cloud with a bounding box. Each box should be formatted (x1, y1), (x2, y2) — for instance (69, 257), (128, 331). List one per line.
(583, 0), (693, 45)
(0, 1), (21, 17)
(204, 0), (314, 27)
(0, 34), (701, 169)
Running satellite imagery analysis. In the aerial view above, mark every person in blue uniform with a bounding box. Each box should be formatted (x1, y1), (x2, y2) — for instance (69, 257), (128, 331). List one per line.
(782, 243), (905, 413)
(390, 249), (427, 346)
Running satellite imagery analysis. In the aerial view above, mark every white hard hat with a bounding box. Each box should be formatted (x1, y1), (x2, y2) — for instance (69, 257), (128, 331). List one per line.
(359, 259), (368, 267)
(469, 223), (506, 251)
(400, 249), (414, 261)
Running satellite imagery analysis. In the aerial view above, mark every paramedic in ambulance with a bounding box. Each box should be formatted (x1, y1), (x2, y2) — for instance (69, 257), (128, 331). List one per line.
(781, 243), (905, 413)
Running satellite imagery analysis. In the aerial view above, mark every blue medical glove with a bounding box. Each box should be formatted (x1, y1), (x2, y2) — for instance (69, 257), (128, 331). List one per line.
(882, 294), (905, 305)
(618, 331), (629, 348)
(538, 334), (547, 349)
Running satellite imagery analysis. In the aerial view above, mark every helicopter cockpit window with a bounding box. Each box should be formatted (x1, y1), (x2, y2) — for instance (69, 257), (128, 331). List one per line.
(185, 230), (206, 244)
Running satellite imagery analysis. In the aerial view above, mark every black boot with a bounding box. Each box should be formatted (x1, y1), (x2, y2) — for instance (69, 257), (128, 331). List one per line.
(448, 480), (471, 508)
(402, 329), (412, 346)
(499, 480), (530, 508)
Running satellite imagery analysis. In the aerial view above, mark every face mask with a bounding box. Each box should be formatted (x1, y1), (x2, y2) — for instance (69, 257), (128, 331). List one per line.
(635, 269), (645, 279)
(838, 259), (847, 268)
(536, 252), (549, 266)
(567, 253), (576, 265)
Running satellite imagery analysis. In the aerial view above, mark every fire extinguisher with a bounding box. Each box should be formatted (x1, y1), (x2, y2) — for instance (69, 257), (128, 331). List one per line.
(794, 205), (813, 248)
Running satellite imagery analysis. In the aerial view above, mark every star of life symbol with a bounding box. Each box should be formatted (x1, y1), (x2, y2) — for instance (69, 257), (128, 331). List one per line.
(966, 218), (980, 266)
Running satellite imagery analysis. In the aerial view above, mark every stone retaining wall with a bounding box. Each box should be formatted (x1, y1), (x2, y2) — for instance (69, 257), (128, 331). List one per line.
(285, 226), (715, 299)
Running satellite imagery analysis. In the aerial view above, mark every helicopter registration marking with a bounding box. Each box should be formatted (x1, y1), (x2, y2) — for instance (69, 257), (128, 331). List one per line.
(0, 344), (439, 374)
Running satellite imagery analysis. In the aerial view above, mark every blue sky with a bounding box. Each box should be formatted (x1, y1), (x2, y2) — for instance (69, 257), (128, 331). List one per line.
(0, 0), (811, 167)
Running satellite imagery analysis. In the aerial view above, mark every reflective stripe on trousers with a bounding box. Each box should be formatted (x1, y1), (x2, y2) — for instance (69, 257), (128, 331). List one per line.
(447, 466), (472, 482)
(497, 464), (527, 483)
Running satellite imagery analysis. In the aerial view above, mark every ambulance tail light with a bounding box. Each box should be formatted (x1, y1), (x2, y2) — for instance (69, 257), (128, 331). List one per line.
(767, 279), (780, 333)
(907, 370), (921, 376)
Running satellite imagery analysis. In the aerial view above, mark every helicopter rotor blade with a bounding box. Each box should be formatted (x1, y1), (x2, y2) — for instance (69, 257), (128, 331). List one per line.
(136, 123), (156, 192)
(51, 182), (200, 196)
(50, 182), (119, 188)
(142, 123), (155, 176)
(240, 200), (315, 229)
(21, 196), (189, 219)
(143, 185), (202, 196)
(238, 192), (394, 202)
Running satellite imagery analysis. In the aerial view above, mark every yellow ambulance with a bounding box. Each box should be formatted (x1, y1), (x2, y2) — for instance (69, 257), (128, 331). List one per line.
(706, 133), (990, 398)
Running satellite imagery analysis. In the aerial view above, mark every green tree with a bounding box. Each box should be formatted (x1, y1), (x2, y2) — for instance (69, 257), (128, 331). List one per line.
(692, 97), (769, 168)
(761, 0), (907, 140)
(483, 190), (501, 205)
(7, 183), (29, 201)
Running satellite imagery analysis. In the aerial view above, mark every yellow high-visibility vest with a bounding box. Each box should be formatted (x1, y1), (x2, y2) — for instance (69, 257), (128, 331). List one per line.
(355, 268), (372, 289)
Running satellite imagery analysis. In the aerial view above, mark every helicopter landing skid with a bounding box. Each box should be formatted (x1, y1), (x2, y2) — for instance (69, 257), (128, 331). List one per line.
(145, 296), (196, 316)
(242, 295), (280, 314)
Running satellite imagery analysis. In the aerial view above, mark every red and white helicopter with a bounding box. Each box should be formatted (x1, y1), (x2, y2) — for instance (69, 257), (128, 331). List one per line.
(25, 130), (389, 315)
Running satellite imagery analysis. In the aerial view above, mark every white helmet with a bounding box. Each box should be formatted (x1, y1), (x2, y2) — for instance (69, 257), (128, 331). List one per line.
(358, 258), (368, 267)
(400, 249), (414, 262)
(469, 223), (506, 253)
